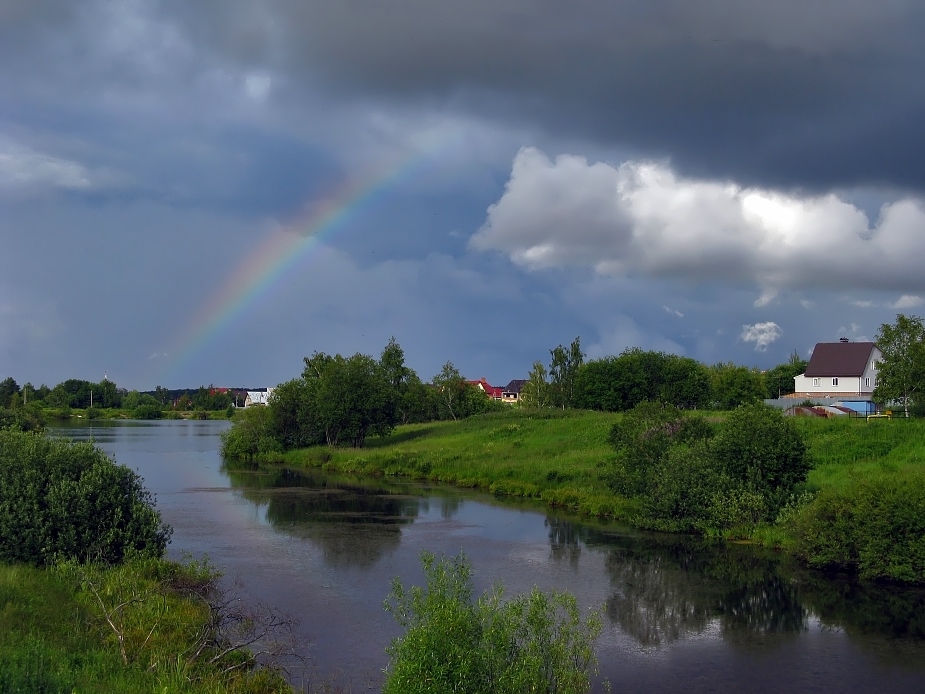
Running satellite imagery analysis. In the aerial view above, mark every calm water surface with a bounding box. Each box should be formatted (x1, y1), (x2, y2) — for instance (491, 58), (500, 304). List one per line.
(52, 420), (925, 693)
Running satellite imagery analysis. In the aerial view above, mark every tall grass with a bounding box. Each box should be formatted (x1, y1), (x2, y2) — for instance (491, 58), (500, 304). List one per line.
(795, 416), (925, 489)
(0, 560), (290, 694)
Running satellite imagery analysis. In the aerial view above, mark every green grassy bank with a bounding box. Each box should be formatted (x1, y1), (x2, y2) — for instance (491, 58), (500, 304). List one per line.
(281, 408), (925, 582)
(282, 409), (631, 518)
(0, 559), (289, 694)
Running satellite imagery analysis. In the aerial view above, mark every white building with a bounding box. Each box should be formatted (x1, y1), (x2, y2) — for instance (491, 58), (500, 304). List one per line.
(793, 340), (881, 398)
(244, 388), (275, 407)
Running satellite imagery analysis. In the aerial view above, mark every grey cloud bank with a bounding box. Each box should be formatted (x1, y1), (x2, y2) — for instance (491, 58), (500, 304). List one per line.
(2, 1), (924, 388)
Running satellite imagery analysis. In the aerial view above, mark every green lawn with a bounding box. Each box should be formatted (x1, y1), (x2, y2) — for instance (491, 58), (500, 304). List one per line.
(283, 408), (925, 523)
(795, 416), (925, 489)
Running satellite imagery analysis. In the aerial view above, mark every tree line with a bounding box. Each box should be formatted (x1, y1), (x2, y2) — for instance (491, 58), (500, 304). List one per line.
(0, 376), (243, 424)
(221, 339), (507, 459)
(520, 336), (807, 412)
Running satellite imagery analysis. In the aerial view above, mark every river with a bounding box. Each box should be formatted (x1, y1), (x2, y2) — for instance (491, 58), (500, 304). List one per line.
(51, 419), (925, 693)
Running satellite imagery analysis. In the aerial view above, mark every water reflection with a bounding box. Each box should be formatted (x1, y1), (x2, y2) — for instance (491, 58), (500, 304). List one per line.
(46, 422), (925, 691)
(224, 463), (422, 569)
(544, 516), (925, 653)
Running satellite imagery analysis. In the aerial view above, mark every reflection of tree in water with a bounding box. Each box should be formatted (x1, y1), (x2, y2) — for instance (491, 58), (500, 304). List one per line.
(589, 531), (808, 647)
(546, 517), (583, 566)
(223, 464), (421, 569)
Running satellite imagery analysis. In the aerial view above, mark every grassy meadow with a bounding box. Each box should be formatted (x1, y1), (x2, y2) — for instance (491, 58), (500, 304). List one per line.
(283, 407), (925, 533)
(282, 408), (634, 518)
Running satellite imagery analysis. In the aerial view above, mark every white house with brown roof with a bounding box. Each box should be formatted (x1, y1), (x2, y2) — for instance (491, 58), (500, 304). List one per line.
(792, 340), (882, 397)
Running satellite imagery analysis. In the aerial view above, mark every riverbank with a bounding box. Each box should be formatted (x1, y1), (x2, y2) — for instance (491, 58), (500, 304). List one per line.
(281, 408), (925, 581)
(0, 559), (290, 693)
(38, 407), (232, 421)
(282, 409), (631, 518)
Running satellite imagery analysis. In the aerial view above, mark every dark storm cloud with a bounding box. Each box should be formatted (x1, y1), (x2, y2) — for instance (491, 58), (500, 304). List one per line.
(159, 0), (925, 191)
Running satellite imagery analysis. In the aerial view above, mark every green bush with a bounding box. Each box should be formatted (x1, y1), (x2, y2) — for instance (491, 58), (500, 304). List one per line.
(711, 403), (811, 517)
(132, 404), (163, 420)
(0, 405), (45, 432)
(0, 430), (171, 565)
(221, 407), (282, 461)
(606, 401), (713, 496)
(383, 552), (603, 694)
(608, 402), (810, 534)
(788, 474), (925, 582)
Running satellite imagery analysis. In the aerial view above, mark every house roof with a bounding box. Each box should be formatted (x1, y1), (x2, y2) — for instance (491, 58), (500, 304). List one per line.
(803, 342), (876, 377)
(468, 378), (503, 398)
(503, 379), (527, 394)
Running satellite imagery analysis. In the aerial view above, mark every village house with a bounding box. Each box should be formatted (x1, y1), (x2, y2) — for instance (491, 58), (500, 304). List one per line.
(467, 378), (504, 400)
(243, 387), (275, 407)
(792, 339), (882, 398)
(501, 379), (527, 404)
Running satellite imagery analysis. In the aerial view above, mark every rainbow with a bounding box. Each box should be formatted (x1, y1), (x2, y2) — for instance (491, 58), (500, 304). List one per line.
(159, 137), (460, 384)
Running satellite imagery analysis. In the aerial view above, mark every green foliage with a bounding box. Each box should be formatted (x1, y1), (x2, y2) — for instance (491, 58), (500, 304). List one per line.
(573, 349), (710, 411)
(132, 403), (163, 419)
(873, 313), (925, 415)
(764, 350), (809, 399)
(708, 362), (766, 409)
(520, 360), (550, 408)
(221, 407), (283, 461)
(0, 560), (290, 693)
(0, 403), (45, 431)
(383, 552), (603, 694)
(787, 473), (925, 582)
(606, 401), (714, 496)
(548, 337), (585, 410)
(303, 349), (399, 447)
(123, 390), (157, 410)
(712, 403), (811, 517)
(0, 376), (20, 408)
(0, 430), (171, 565)
(607, 402), (809, 534)
(432, 361), (467, 421)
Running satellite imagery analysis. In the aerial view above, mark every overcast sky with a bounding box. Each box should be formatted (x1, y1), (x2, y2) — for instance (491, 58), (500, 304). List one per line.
(2, 0), (924, 390)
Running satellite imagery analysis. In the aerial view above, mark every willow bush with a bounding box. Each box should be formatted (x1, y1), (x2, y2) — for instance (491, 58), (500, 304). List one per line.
(383, 552), (604, 694)
(0, 430), (171, 565)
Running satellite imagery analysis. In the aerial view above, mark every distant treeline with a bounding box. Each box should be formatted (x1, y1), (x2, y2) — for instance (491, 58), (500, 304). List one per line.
(0, 377), (266, 428)
(220, 337), (810, 458)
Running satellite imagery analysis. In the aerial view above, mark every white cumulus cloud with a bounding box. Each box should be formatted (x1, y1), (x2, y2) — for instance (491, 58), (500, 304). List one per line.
(890, 294), (924, 309)
(740, 322), (782, 351)
(471, 148), (925, 295)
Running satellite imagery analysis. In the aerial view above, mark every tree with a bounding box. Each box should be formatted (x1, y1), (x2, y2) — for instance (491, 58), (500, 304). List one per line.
(873, 314), (925, 417)
(303, 348), (397, 448)
(432, 361), (467, 421)
(708, 362), (765, 410)
(519, 361), (550, 408)
(0, 377), (20, 408)
(548, 337), (584, 409)
(764, 351), (809, 399)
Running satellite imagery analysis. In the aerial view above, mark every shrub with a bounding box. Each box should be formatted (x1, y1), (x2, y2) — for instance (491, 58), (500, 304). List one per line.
(383, 552), (603, 694)
(787, 474), (925, 582)
(711, 403), (811, 517)
(221, 407), (282, 461)
(132, 404), (163, 420)
(606, 401), (713, 495)
(0, 430), (171, 565)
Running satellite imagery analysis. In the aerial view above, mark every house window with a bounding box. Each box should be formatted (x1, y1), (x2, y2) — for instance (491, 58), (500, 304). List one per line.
(832, 378), (839, 386)
(865, 377), (871, 387)
(812, 378), (820, 387)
